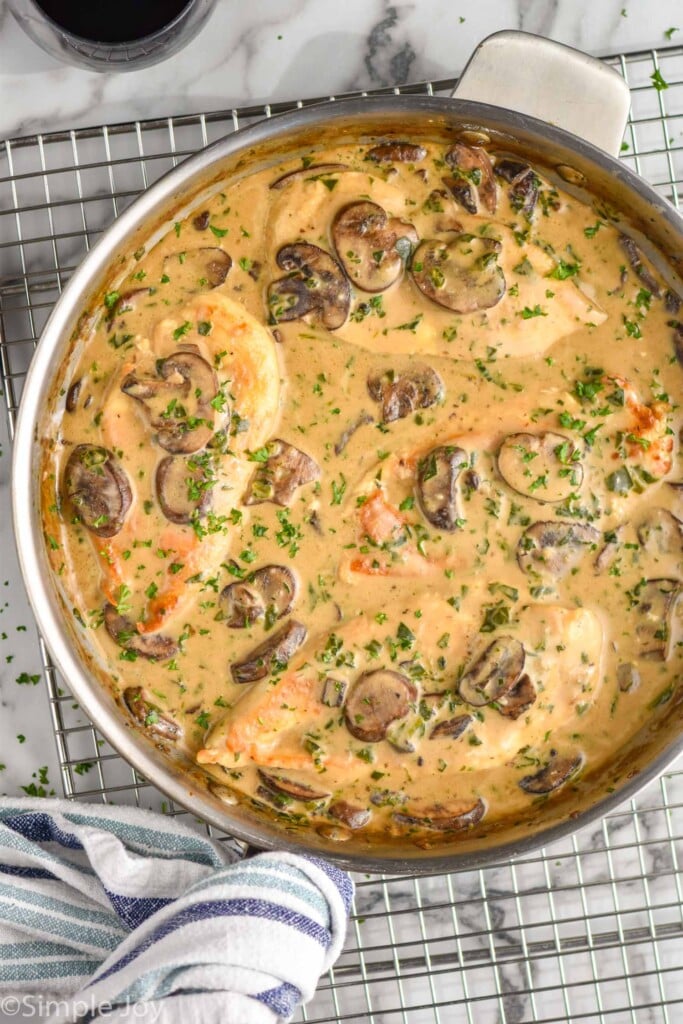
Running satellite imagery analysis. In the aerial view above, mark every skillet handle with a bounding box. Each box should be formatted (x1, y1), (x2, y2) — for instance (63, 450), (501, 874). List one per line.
(451, 30), (631, 158)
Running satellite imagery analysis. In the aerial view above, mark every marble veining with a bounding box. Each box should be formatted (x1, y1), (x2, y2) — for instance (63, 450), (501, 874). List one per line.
(1, 0), (682, 140)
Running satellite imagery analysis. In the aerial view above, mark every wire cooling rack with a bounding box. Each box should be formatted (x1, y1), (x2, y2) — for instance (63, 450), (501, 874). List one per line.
(2, 45), (683, 1024)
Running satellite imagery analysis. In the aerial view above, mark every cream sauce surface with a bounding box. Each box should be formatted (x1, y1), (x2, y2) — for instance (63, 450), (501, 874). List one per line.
(42, 138), (683, 843)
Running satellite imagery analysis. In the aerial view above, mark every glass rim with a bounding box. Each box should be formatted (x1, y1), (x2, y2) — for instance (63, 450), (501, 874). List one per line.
(26, 0), (199, 50)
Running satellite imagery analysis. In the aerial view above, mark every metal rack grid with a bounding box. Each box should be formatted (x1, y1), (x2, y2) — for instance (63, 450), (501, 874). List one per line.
(2, 45), (683, 1023)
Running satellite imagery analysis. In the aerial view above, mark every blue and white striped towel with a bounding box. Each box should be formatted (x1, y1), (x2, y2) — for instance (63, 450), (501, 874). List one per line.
(0, 798), (353, 1022)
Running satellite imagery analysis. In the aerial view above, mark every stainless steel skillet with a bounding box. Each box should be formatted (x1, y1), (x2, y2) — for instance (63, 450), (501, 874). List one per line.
(12, 32), (683, 873)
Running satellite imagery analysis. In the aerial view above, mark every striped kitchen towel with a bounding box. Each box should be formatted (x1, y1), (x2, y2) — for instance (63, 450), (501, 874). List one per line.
(0, 798), (353, 1022)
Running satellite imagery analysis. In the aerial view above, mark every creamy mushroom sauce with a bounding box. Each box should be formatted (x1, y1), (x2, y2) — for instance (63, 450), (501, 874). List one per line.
(42, 138), (683, 844)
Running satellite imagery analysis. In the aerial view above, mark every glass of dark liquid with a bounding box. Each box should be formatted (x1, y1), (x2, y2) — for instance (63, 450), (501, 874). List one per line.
(8, 0), (217, 72)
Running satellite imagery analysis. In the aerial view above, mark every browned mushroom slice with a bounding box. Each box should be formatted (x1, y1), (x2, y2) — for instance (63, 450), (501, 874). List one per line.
(123, 686), (180, 740)
(344, 670), (417, 742)
(620, 235), (660, 297)
(230, 619), (307, 684)
(666, 291), (681, 315)
(458, 637), (525, 707)
(367, 364), (444, 423)
(637, 508), (683, 556)
(63, 444), (132, 538)
(334, 411), (373, 455)
(672, 321), (683, 368)
(519, 752), (583, 794)
(192, 210), (210, 231)
(394, 797), (485, 832)
(444, 142), (497, 214)
(104, 603), (179, 661)
(122, 350), (219, 455)
(328, 801), (371, 829)
(106, 287), (150, 325)
(595, 528), (622, 573)
(267, 243), (351, 330)
(332, 201), (418, 292)
(258, 768), (330, 802)
(634, 578), (682, 659)
(429, 714), (473, 740)
(244, 439), (320, 506)
(496, 674), (537, 719)
(219, 565), (297, 629)
(617, 662), (641, 693)
(155, 455), (213, 524)
(65, 379), (82, 413)
(162, 247), (232, 291)
(321, 676), (348, 707)
(411, 236), (505, 313)
(498, 432), (582, 503)
(417, 445), (468, 531)
(517, 522), (600, 580)
(269, 162), (348, 189)
(494, 157), (530, 183)
(366, 142), (427, 163)
(493, 157), (539, 217)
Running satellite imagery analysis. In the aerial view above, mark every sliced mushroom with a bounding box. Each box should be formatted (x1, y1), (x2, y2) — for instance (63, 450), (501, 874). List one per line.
(161, 247), (232, 291)
(63, 444), (132, 538)
(444, 143), (497, 214)
(332, 201), (418, 292)
(122, 349), (219, 455)
(498, 432), (582, 504)
(123, 686), (180, 740)
(617, 662), (641, 693)
(230, 619), (307, 684)
(243, 439), (320, 506)
(267, 243), (351, 330)
(344, 670), (417, 742)
(619, 235), (660, 297)
(269, 162), (348, 189)
(637, 508), (683, 556)
(458, 637), (525, 707)
(192, 210), (210, 231)
(321, 676), (347, 707)
(672, 321), (683, 368)
(65, 379), (82, 413)
(417, 445), (468, 531)
(493, 157), (539, 217)
(155, 455), (212, 524)
(595, 527), (623, 573)
(328, 801), (371, 829)
(665, 291), (681, 315)
(519, 752), (583, 794)
(411, 236), (505, 313)
(258, 768), (330, 802)
(517, 522), (600, 580)
(366, 142), (427, 163)
(106, 287), (150, 326)
(393, 797), (485, 832)
(219, 565), (297, 629)
(634, 578), (682, 659)
(496, 674), (537, 719)
(429, 714), (473, 740)
(104, 603), (179, 661)
(367, 364), (444, 423)
(493, 157), (528, 183)
(334, 411), (373, 455)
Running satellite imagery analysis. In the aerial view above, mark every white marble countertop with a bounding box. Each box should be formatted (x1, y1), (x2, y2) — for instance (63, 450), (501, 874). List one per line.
(2, 3), (683, 1019)
(1, 0), (682, 140)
